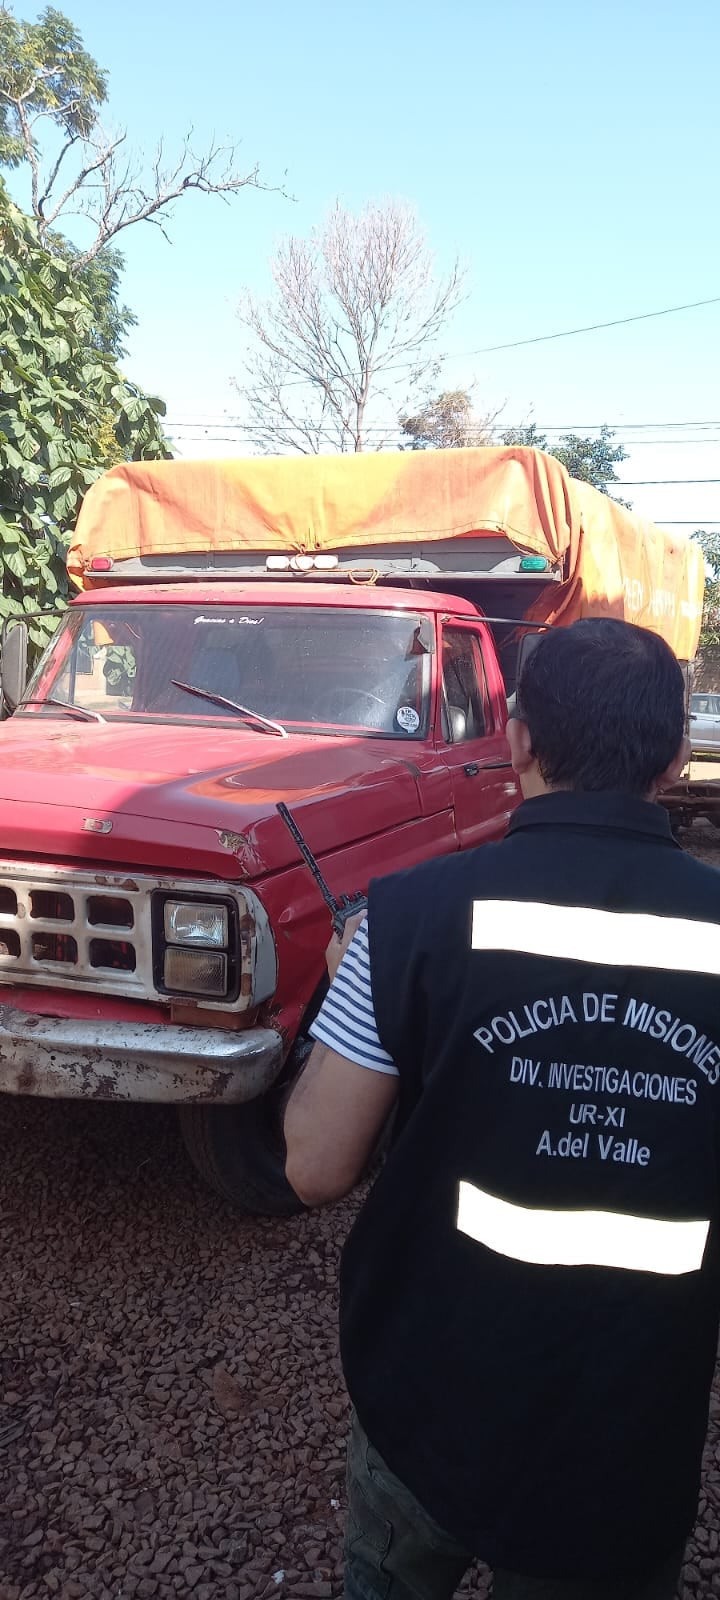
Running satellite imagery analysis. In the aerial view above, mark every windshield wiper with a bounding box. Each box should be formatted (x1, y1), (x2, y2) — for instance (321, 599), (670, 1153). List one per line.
(16, 698), (106, 724)
(169, 681), (288, 737)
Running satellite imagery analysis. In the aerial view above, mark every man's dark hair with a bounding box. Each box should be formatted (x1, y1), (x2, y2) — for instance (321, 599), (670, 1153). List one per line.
(517, 618), (685, 795)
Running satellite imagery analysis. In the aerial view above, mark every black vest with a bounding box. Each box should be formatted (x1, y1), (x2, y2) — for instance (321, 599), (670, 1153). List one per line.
(339, 793), (720, 1579)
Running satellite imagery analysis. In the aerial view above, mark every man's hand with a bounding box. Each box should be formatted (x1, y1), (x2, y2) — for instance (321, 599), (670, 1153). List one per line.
(325, 911), (367, 982)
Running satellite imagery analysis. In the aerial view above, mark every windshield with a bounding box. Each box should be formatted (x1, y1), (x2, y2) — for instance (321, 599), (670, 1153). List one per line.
(20, 603), (433, 738)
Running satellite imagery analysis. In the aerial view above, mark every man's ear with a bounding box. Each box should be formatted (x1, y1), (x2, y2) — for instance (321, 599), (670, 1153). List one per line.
(655, 736), (691, 794)
(506, 715), (535, 776)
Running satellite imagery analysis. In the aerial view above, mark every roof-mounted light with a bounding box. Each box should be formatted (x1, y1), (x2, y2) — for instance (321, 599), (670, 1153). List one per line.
(265, 553), (339, 573)
(87, 556), (114, 573)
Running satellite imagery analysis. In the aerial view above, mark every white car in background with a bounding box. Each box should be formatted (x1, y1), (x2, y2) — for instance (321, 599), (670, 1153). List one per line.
(690, 693), (720, 755)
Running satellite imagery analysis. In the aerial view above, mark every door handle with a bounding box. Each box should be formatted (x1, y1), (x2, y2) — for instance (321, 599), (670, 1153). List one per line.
(463, 759), (513, 777)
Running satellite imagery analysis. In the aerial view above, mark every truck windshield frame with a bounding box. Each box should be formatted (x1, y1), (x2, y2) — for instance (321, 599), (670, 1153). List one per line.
(18, 602), (433, 741)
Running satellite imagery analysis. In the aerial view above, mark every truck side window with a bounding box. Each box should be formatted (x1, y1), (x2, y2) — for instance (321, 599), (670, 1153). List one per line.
(441, 628), (491, 743)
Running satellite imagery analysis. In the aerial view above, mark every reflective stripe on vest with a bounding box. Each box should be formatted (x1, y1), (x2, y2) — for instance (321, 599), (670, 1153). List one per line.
(457, 1181), (709, 1276)
(471, 900), (720, 976)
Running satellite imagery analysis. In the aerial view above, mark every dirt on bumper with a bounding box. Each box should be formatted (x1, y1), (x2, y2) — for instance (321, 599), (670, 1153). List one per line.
(0, 1004), (284, 1103)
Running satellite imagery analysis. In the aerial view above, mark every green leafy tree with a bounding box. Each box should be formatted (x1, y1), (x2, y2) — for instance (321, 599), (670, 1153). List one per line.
(693, 530), (720, 649)
(60, 241), (136, 358)
(399, 390), (500, 451)
(0, 180), (169, 657)
(501, 423), (548, 451)
(501, 422), (629, 503)
(549, 425), (629, 503)
(0, 4), (106, 171)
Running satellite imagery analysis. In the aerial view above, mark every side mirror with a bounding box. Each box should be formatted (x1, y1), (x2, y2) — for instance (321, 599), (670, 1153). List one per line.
(516, 628), (545, 685)
(510, 627), (549, 718)
(1, 621), (29, 714)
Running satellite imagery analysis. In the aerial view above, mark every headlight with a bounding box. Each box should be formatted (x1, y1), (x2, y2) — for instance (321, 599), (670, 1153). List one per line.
(155, 894), (235, 1001)
(163, 946), (228, 997)
(152, 886), (277, 1009)
(164, 901), (228, 948)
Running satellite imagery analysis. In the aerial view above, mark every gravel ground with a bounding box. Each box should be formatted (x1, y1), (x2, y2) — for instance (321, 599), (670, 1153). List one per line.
(2, 825), (720, 1600)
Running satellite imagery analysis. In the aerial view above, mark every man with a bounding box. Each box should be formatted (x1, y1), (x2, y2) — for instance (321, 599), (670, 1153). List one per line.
(284, 617), (720, 1600)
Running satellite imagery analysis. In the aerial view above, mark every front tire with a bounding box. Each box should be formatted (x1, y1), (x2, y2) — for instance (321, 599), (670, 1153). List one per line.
(178, 1031), (315, 1216)
(178, 1086), (305, 1215)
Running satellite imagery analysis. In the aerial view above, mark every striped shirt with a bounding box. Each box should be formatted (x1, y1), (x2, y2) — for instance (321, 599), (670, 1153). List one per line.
(309, 919), (398, 1075)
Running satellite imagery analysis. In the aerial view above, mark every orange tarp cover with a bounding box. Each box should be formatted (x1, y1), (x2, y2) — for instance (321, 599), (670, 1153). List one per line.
(68, 447), (705, 661)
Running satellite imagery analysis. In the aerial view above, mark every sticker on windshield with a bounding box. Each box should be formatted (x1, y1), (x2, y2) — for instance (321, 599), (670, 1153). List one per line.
(193, 615), (263, 626)
(396, 705), (420, 733)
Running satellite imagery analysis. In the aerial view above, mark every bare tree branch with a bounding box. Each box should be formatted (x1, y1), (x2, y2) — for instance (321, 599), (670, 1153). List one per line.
(235, 200), (463, 454)
(37, 133), (80, 218)
(38, 131), (127, 237)
(1, 61), (270, 266)
(60, 133), (268, 269)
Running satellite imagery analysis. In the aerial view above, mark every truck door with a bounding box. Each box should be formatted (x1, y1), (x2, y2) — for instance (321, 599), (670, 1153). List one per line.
(438, 619), (520, 850)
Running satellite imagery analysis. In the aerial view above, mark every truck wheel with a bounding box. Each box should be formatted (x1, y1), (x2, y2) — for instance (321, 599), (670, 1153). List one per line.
(177, 1033), (314, 1216)
(178, 1089), (304, 1216)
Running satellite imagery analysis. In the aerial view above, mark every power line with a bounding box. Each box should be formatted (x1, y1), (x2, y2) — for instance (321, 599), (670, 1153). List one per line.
(166, 421), (720, 441)
(166, 415), (720, 432)
(616, 478), (720, 486)
(597, 439), (720, 448)
(455, 296), (720, 356)
(165, 418), (720, 446)
(166, 431), (720, 451)
(196, 290), (720, 402)
(231, 293), (720, 390)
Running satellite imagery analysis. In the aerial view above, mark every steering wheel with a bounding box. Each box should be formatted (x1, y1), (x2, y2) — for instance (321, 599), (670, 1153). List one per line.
(314, 689), (388, 725)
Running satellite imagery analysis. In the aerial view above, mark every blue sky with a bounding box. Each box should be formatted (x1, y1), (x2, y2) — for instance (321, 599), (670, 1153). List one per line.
(12, 0), (720, 528)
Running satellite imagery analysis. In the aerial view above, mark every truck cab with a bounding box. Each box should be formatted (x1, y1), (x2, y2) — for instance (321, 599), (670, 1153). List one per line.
(0, 580), (519, 1211)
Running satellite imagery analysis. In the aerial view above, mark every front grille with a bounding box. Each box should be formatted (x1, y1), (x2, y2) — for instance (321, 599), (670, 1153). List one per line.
(89, 937), (136, 972)
(87, 895), (134, 929)
(0, 862), (276, 1012)
(30, 890), (74, 922)
(31, 931), (78, 964)
(0, 864), (154, 1000)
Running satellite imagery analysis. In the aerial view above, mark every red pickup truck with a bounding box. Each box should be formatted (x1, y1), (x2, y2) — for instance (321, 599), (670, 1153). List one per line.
(0, 448), (704, 1213)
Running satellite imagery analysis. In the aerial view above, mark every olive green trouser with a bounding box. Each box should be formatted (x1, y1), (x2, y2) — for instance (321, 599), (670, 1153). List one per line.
(344, 1416), (685, 1600)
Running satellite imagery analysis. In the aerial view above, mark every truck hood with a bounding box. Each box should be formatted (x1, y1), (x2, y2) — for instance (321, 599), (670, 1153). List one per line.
(0, 718), (427, 878)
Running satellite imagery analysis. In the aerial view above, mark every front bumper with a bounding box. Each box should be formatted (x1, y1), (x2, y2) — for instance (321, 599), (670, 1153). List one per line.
(0, 1004), (284, 1104)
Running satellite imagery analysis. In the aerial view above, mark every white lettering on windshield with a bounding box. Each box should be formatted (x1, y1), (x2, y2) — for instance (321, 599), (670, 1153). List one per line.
(192, 616), (263, 626)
